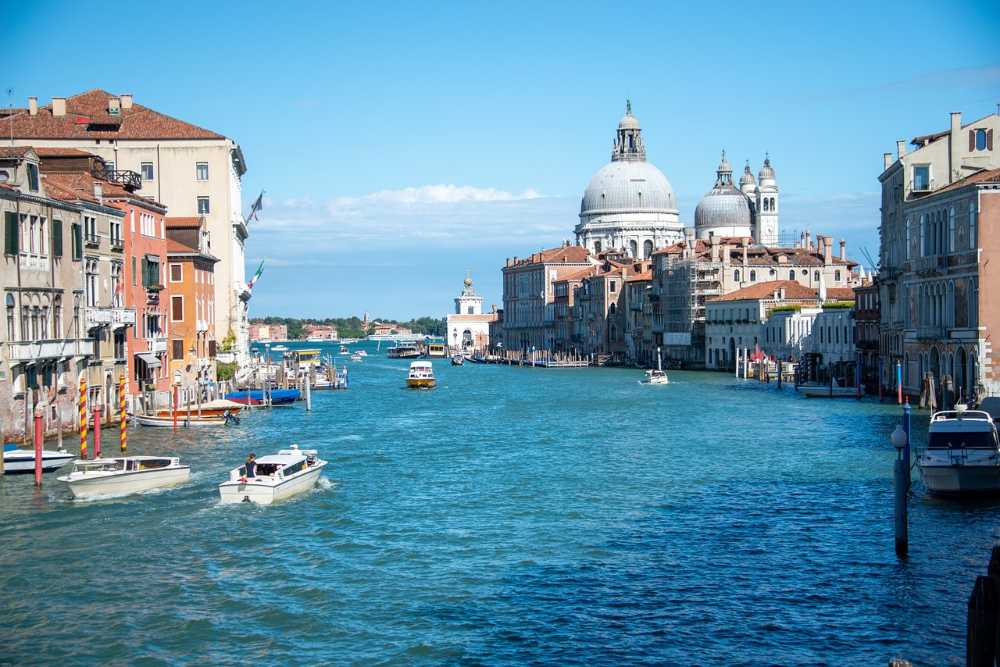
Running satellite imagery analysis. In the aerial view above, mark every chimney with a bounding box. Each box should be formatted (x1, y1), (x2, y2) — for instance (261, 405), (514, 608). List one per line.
(839, 239), (846, 261)
(721, 243), (730, 267)
(52, 97), (66, 117)
(883, 152), (893, 171)
(742, 244), (748, 267)
(120, 94), (133, 110)
(28, 97), (37, 115)
(108, 96), (121, 115)
(710, 234), (720, 263)
(803, 230), (811, 251)
(949, 111), (962, 185)
(93, 182), (103, 203)
(823, 236), (832, 266)
(896, 140), (907, 159)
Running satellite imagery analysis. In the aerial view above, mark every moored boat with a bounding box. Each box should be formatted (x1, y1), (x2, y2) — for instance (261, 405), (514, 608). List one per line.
(154, 399), (245, 418)
(58, 456), (190, 499)
(800, 384), (863, 398)
(225, 389), (300, 406)
(135, 413), (236, 427)
(918, 405), (1000, 496)
(218, 444), (327, 505)
(388, 343), (421, 359)
(407, 361), (436, 388)
(3, 443), (75, 474)
(451, 354), (464, 366)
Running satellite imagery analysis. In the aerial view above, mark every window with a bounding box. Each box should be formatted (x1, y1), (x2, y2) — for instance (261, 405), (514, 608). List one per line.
(51, 220), (63, 258)
(974, 129), (989, 152)
(467, 306), (473, 315)
(131, 256), (137, 286)
(948, 207), (956, 253)
(172, 339), (184, 359)
(734, 270), (740, 282)
(141, 162), (154, 181)
(141, 213), (156, 237)
(919, 214), (927, 256)
(749, 270), (756, 281)
(609, 280), (616, 293)
(594, 240), (602, 254)
(71, 223), (83, 260)
(5, 294), (14, 341)
(196, 162), (209, 181)
(835, 270), (841, 282)
(84, 215), (97, 244)
(197, 197), (210, 214)
(52, 296), (61, 337)
(970, 205), (977, 249)
(913, 165), (930, 191)
(789, 270), (796, 281)
(4, 212), (17, 255)
(111, 263), (122, 307)
(814, 270), (820, 281)
(169, 263), (183, 282)
(142, 256), (161, 289)
(171, 295), (184, 322)
(85, 259), (99, 307)
(26, 163), (39, 191)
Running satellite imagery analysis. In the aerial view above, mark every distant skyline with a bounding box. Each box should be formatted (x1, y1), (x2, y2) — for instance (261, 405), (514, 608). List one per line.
(10, 1), (1000, 318)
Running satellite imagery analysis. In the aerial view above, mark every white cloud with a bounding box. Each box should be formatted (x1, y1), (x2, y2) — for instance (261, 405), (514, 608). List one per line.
(330, 184), (541, 210)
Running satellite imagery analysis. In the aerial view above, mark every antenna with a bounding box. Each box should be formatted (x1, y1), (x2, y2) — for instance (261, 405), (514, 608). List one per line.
(6, 88), (13, 148)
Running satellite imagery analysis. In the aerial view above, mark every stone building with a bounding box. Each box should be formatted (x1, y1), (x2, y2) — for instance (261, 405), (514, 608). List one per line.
(248, 322), (287, 342)
(7, 90), (251, 367)
(501, 243), (596, 351)
(575, 102), (682, 258)
(166, 216), (218, 396)
(695, 152), (780, 245)
(445, 275), (496, 352)
(878, 108), (1000, 401)
(651, 231), (858, 367)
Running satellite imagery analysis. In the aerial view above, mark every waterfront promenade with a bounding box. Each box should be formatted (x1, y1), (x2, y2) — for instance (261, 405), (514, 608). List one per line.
(0, 342), (986, 664)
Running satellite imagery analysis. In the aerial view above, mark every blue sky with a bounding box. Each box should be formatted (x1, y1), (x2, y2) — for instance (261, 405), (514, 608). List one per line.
(10, 1), (1000, 319)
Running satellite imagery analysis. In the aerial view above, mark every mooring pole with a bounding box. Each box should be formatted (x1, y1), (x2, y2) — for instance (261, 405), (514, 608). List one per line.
(92, 406), (102, 459)
(903, 399), (912, 494)
(896, 360), (903, 405)
(33, 406), (43, 487)
(304, 372), (312, 412)
(119, 374), (127, 454)
(891, 423), (908, 558)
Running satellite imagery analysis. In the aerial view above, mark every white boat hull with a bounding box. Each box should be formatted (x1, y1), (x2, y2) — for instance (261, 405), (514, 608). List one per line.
(3, 450), (75, 474)
(60, 466), (191, 499)
(135, 414), (229, 427)
(218, 462), (325, 505)
(919, 464), (1000, 495)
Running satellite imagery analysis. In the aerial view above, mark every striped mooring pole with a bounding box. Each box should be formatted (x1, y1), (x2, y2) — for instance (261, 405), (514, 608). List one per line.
(119, 374), (127, 454)
(79, 375), (88, 460)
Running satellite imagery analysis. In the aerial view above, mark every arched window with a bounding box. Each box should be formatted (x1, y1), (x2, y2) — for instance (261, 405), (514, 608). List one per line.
(734, 270), (741, 282)
(749, 270), (756, 281)
(594, 240), (602, 254)
(814, 271), (820, 282)
(629, 240), (638, 257)
(770, 197), (775, 210)
(609, 303), (616, 315)
(643, 240), (653, 259)
(789, 270), (796, 281)
(763, 198), (769, 211)
(5, 294), (14, 342)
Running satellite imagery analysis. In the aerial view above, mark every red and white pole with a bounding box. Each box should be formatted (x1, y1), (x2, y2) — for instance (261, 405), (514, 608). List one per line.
(33, 406), (43, 487)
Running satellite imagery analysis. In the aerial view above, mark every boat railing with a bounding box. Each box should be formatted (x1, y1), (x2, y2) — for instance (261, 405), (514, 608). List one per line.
(930, 409), (994, 423)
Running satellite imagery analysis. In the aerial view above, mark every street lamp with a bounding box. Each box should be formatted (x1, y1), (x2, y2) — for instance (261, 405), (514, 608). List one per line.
(890, 424), (907, 460)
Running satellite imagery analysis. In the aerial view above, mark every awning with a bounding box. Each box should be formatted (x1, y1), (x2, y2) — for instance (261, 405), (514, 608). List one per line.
(136, 352), (161, 369)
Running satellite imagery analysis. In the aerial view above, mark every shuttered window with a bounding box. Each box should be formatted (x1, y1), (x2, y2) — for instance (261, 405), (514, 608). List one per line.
(4, 212), (18, 255)
(70, 223), (82, 260)
(51, 220), (63, 258)
(208, 340), (217, 357)
(171, 339), (184, 360)
(171, 295), (183, 321)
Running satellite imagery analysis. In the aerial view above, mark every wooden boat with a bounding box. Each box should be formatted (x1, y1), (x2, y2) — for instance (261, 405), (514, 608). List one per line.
(155, 399), (245, 418)
(451, 354), (464, 366)
(218, 445), (326, 505)
(407, 361), (436, 388)
(3, 443), (74, 474)
(58, 456), (190, 499)
(134, 413), (236, 427)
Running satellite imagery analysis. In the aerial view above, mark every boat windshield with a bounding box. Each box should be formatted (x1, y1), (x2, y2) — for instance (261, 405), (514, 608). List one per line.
(928, 431), (998, 449)
(77, 460), (125, 472)
(255, 463), (284, 476)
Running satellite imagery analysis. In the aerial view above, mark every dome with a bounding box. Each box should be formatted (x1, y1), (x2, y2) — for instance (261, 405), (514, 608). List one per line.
(580, 160), (677, 217)
(695, 154), (753, 239)
(739, 161), (756, 187)
(618, 113), (641, 130)
(758, 155), (776, 184)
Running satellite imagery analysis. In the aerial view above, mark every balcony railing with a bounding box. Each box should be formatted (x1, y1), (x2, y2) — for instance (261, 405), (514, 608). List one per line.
(7, 338), (95, 361)
(85, 234), (100, 248)
(92, 167), (142, 192)
(85, 307), (136, 330)
(150, 337), (168, 353)
(110, 238), (124, 252)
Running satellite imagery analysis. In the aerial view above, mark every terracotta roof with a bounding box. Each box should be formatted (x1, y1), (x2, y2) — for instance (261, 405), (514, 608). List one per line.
(33, 147), (95, 158)
(42, 171), (162, 210)
(925, 167), (1000, 196)
(652, 238), (856, 268)
(553, 266), (598, 283)
(0, 146), (34, 158)
(709, 280), (819, 303)
(910, 130), (948, 147)
(166, 238), (198, 254)
(508, 244), (592, 268)
(165, 216), (202, 227)
(826, 287), (855, 300)
(626, 270), (653, 282)
(6, 90), (226, 141)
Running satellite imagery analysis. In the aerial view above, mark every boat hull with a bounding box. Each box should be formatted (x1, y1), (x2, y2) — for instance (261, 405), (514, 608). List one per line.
(407, 378), (436, 389)
(225, 389), (300, 406)
(3, 450), (75, 474)
(801, 387), (862, 398)
(919, 464), (1000, 496)
(61, 466), (191, 499)
(135, 414), (230, 427)
(218, 464), (325, 505)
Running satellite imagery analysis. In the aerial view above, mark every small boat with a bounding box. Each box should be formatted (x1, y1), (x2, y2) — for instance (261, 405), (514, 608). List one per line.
(134, 413), (237, 427)
(218, 445), (327, 505)
(451, 354), (464, 366)
(425, 343), (447, 358)
(225, 389), (301, 406)
(339, 344), (349, 354)
(271, 344), (289, 352)
(350, 352), (363, 362)
(918, 405), (1000, 496)
(155, 399), (245, 418)
(58, 456), (190, 499)
(641, 352), (669, 385)
(3, 443), (75, 474)
(357, 350), (368, 357)
(306, 336), (323, 342)
(407, 361), (436, 389)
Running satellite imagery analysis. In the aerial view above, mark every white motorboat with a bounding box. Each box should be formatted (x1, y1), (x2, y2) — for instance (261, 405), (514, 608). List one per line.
(134, 413), (236, 427)
(218, 444), (327, 505)
(58, 456), (190, 499)
(407, 361), (436, 389)
(356, 350), (368, 357)
(3, 443), (75, 474)
(272, 344), (290, 351)
(641, 351), (669, 385)
(918, 405), (1000, 496)
(350, 352), (363, 362)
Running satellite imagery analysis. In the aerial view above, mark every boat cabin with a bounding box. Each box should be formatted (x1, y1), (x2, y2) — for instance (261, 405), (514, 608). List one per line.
(928, 409), (999, 450)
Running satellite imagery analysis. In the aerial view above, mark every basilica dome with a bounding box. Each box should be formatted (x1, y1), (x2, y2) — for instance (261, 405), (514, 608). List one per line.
(694, 151), (753, 240)
(580, 160), (677, 217)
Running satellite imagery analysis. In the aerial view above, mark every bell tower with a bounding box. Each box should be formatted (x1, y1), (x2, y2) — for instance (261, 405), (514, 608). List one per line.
(756, 154), (779, 246)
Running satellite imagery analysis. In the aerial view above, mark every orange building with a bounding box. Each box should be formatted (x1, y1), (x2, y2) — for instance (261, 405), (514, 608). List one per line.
(165, 217), (218, 394)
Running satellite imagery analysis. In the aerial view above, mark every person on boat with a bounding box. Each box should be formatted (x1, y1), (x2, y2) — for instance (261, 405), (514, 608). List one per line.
(245, 453), (257, 478)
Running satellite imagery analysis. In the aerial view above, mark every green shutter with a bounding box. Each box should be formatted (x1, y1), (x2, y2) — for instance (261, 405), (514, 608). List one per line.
(52, 220), (63, 258)
(5, 212), (18, 255)
(71, 223), (82, 260)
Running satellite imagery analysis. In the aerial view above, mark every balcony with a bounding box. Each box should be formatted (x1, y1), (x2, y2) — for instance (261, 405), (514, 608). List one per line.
(92, 166), (141, 192)
(110, 238), (124, 252)
(85, 234), (100, 248)
(85, 307), (137, 330)
(7, 338), (95, 361)
(150, 337), (168, 353)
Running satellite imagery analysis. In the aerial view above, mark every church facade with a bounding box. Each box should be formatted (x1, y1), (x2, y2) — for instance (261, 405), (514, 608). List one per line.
(695, 152), (780, 245)
(446, 276), (496, 352)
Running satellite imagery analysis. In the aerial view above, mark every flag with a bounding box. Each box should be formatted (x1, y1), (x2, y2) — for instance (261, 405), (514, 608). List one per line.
(247, 260), (264, 290)
(246, 191), (264, 224)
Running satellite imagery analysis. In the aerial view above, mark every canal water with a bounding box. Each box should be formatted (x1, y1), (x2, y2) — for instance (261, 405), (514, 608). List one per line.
(1, 341), (994, 665)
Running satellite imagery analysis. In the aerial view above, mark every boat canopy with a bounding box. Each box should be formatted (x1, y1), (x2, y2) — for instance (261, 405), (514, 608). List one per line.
(410, 361), (433, 369)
